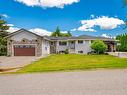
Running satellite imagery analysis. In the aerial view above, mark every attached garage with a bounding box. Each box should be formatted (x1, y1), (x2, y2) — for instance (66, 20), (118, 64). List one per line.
(14, 45), (35, 56)
(7, 29), (51, 57)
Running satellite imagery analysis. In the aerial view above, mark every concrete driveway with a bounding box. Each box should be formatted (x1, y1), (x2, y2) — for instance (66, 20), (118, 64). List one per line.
(0, 70), (127, 95)
(108, 52), (127, 58)
(0, 56), (39, 69)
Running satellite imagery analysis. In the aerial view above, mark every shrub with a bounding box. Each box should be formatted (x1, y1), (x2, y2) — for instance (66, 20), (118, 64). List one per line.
(65, 49), (69, 54)
(91, 40), (107, 54)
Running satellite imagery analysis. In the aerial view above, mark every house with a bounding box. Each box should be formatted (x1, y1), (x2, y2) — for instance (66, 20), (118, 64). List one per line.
(7, 29), (117, 56)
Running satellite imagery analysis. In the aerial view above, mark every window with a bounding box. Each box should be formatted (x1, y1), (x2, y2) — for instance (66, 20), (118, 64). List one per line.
(51, 42), (54, 45)
(59, 41), (67, 46)
(70, 41), (74, 44)
(20, 45), (24, 48)
(78, 40), (83, 44)
(14, 45), (19, 48)
(14, 45), (35, 48)
(78, 51), (83, 53)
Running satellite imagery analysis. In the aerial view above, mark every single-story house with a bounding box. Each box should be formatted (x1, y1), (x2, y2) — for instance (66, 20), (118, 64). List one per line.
(7, 29), (117, 56)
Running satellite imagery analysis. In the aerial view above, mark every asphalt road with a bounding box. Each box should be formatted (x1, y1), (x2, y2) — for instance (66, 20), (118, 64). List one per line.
(0, 70), (127, 95)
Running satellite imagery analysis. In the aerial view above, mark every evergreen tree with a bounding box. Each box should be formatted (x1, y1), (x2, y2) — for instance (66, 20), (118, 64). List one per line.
(0, 15), (10, 56)
(51, 27), (72, 37)
(67, 31), (72, 37)
(51, 27), (61, 37)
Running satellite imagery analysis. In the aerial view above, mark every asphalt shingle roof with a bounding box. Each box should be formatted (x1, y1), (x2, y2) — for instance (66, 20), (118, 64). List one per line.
(8, 29), (116, 42)
(44, 35), (116, 41)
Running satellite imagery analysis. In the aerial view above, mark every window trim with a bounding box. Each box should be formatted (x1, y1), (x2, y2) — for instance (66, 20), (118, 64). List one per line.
(59, 41), (67, 46)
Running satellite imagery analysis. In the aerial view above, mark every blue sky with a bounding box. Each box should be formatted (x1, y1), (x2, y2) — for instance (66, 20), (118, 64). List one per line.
(0, 0), (127, 37)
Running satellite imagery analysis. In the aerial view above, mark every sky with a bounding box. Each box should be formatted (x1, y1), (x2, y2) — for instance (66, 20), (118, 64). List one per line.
(0, 0), (127, 37)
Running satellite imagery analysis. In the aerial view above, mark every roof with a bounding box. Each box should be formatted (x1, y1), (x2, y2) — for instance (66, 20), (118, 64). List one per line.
(44, 35), (116, 41)
(7, 29), (116, 41)
(6, 28), (43, 38)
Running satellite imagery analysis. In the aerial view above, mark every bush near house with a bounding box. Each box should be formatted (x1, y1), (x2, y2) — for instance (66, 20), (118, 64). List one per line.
(91, 40), (107, 54)
(0, 37), (7, 55)
(65, 49), (69, 54)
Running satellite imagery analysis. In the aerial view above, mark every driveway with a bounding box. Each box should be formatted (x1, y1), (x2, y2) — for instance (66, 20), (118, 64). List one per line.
(0, 56), (39, 70)
(108, 52), (127, 58)
(0, 70), (127, 95)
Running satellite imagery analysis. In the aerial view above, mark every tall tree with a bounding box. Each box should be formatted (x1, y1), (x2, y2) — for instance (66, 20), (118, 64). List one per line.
(116, 33), (127, 51)
(67, 31), (72, 37)
(115, 0), (127, 52)
(0, 15), (10, 56)
(51, 27), (72, 37)
(51, 27), (61, 37)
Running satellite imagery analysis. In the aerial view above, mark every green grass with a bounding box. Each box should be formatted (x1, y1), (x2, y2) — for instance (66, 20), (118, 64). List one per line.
(17, 54), (127, 73)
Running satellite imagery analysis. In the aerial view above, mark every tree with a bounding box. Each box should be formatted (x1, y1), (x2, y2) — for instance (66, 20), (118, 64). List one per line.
(123, 0), (127, 6)
(60, 31), (72, 37)
(116, 33), (127, 51)
(0, 15), (10, 56)
(67, 31), (72, 37)
(51, 27), (72, 37)
(51, 27), (61, 37)
(91, 40), (107, 54)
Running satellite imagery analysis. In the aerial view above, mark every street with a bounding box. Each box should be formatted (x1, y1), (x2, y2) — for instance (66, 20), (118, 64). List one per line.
(0, 70), (127, 95)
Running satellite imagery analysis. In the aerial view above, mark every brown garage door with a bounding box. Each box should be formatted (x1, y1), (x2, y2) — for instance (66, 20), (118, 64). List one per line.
(14, 45), (35, 56)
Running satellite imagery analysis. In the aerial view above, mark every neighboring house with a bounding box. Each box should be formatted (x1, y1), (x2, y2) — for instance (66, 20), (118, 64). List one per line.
(7, 29), (117, 56)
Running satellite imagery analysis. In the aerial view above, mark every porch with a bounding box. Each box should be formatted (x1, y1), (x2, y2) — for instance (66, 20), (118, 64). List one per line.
(104, 41), (117, 52)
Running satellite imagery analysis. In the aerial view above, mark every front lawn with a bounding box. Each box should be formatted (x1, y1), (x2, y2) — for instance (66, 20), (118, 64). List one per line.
(17, 54), (127, 73)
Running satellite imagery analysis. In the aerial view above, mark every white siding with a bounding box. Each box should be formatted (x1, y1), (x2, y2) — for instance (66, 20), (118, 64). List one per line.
(56, 41), (68, 52)
(55, 40), (92, 54)
(75, 40), (92, 54)
(42, 40), (50, 55)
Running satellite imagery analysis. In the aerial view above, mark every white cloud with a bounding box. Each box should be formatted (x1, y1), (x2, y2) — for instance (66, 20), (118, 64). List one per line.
(101, 34), (116, 39)
(90, 14), (95, 19)
(70, 28), (76, 31)
(0, 14), (9, 18)
(7, 24), (14, 27)
(7, 27), (20, 33)
(7, 25), (51, 36)
(101, 34), (111, 38)
(71, 27), (96, 32)
(29, 28), (51, 36)
(73, 16), (124, 32)
(61, 31), (68, 33)
(78, 27), (96, 32)
(15, 0), (80, 8)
